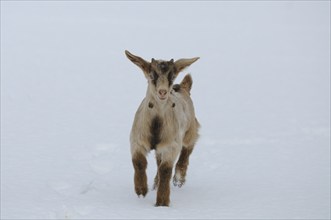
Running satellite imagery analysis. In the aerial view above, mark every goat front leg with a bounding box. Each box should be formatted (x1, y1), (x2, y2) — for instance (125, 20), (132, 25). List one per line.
(132, 152), (148, 197)
(155, 161), (173, 206)
(155, 144), (180, 206)
(153, 154), (161, 190)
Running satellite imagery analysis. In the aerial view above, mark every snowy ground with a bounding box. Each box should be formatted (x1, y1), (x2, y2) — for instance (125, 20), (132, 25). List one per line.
(1, 1), (330, 219)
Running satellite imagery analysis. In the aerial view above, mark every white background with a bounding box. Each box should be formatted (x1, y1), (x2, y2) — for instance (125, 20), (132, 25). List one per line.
(1, 1), (330, 219)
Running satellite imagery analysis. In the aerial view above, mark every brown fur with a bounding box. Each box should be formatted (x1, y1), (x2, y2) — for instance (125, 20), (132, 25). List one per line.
(183, 118), (200, 146)
(132, 153), (148, 197)
(180, 74), (193, 94)
(125, 50), (200, 206)
(156, 162), (172, 206)
(150, 116), (162, 150)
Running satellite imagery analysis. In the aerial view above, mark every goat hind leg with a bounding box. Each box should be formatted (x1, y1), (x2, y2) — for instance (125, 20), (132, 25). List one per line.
(173, 146), (194, 187)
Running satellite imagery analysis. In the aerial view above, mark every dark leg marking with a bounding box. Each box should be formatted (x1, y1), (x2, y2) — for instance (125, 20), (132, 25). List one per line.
(132, 153), (148, 197)
(156, 162), (173, 206)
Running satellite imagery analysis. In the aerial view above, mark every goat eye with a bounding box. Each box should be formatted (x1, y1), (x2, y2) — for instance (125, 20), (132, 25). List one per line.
(167, 72), (175, 86)
(150, 71), (157, 79)
(150, 71), (159, 85)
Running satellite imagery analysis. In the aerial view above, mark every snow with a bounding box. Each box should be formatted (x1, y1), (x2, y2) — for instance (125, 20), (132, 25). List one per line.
(1, 1), (330, 219)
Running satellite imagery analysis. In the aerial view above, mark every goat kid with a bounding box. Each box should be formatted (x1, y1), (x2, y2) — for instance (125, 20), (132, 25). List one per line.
(125, 50), (200, 207)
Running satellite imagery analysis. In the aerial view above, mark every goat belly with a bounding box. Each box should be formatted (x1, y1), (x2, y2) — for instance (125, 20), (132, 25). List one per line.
(149, 116), (162, 150)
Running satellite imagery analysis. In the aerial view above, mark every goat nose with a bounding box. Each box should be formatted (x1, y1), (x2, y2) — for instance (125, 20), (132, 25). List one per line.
(158, 89), (167, 96)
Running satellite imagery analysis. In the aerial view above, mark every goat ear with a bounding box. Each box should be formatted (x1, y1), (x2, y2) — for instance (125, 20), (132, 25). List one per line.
(125, 50), (150, 75)
(174, 57), (199, 75)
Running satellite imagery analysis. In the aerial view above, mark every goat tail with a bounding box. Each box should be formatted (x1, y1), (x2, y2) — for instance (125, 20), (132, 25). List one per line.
(180, 74), (193, 94)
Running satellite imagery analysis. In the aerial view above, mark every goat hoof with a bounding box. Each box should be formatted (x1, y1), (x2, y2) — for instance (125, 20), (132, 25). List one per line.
(135, 186), (148, 197)
(155, 202), (170, 207)
(173, 177), (185, 188)
(175, 181), (184, 188)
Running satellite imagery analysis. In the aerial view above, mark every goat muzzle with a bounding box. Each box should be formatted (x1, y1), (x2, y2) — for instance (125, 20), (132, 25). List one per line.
(158, 89), (168, 100)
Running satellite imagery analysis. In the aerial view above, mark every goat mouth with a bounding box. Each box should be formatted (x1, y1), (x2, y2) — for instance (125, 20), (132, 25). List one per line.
(158, 96), (167, 101)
